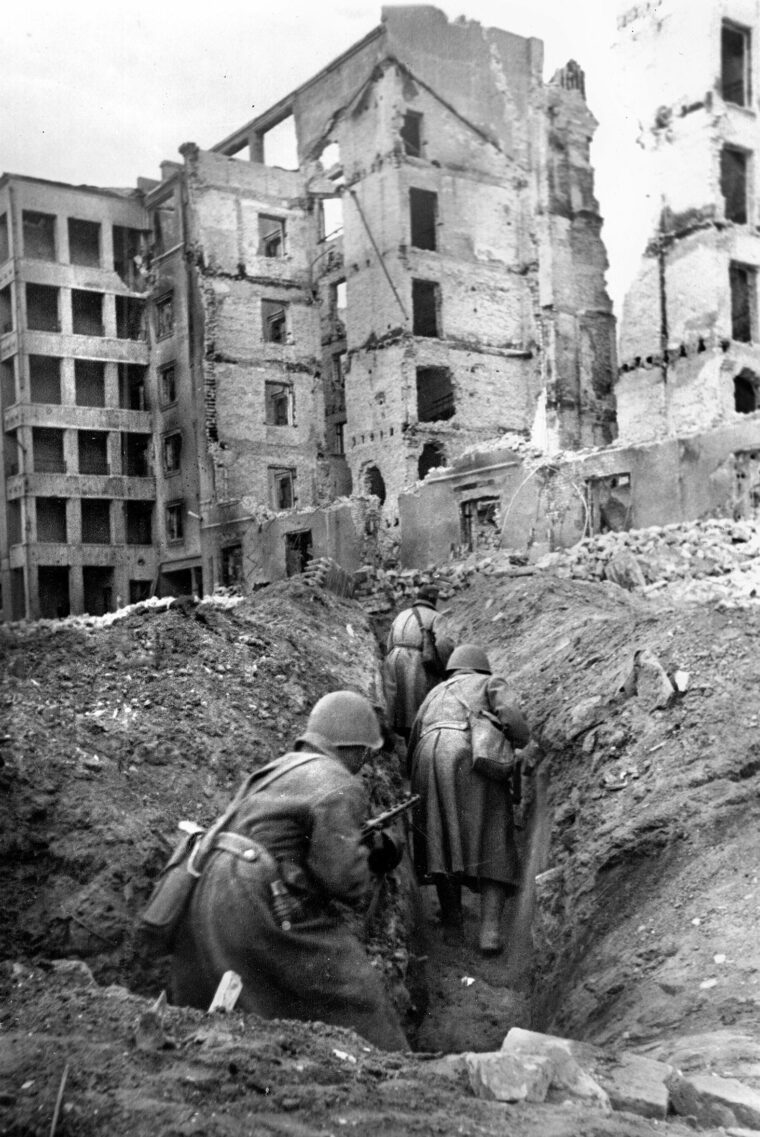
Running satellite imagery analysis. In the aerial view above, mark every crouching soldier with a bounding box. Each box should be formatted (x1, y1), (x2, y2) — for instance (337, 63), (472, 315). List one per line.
(170, 691), (407, 1051)
(408, 644), (531, 956)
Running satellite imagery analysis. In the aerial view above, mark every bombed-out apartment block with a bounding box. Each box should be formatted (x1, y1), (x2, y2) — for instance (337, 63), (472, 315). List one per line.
(611, 0), (760, 522)
(0, 5), (616, 617)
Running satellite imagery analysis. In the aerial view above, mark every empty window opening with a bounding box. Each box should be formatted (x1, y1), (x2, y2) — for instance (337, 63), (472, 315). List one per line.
(221, 543), (244, 588)
(0, 213), (9, 263)
(262, 115), (299, 170)
(722, 21), (751, 106)
(1, 362), (16, 409)
(7, 499), (22, 544)
(285, 529), (313, 577)
(460, 497), (500, 553)
(321, 196), (344, 241)
(81, 499), (111, 544)
(75, 360), (105, 407)
(412, 279), (440, 337)
(730, 261), (756, 341)
(166, 501), (184, 542)
(265, 381), (294, 425)
(83, 567), (113, 617)
(401, 111), (423, 156)
(33, 427), (65, 473)
(734, 369), (759, 413)
(116, 295), (146, 340)
(26, 283), (59, 332)
(118, 363), (147, 410)
(270, 466), (296, 510)
(113, 225), (149, 290)
(410, 188), (438, 250)
(122, 432), (151, 477)
(332, 420), (346, 457)
(129, 579), (152, 604)
(258, 215), (286, 257)
(585, 473), (632, 535)
(5, 430), (20, 478)
(334, 279), (347, 311)
(418, 440), (446, 480)
(319, 141), (341, 171)
(72, 289), (104, 337)
(364, 465), (386, 505)
(416, 366), (454, 422)
(38, 566), (70, 618)
(125, 501), (153, 545)
(262, 299), (288, 344)
(151, 206), (179, 258)
(1, 285), (12, 334)
(163, 432), (182, 473)
(721, 147), (749, 224)
(36, 497), (67, 543)
(734, 448), (760, 518)
(160, 363), (177, 406)
(23, 211), (56, 260)
(29, 356), (61, 404)
(78, 430), (109, 475)
(68, 218), (100, 267)
(156, 294), (174, 340)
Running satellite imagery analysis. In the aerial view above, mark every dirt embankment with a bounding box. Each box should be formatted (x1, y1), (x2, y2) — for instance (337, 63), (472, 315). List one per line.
(3, 570), (760, 1137)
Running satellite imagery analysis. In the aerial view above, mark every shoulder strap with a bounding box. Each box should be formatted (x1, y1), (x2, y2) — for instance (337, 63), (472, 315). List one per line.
(193, 752), (320, 870)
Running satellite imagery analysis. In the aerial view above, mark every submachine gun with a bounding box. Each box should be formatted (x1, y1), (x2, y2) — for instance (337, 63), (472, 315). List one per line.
(361, 794), (420, 839)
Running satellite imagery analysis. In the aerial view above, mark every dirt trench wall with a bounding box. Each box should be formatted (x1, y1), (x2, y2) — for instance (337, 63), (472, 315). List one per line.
(0, 582), (415, 1013)
(438, 571), (760, 1055)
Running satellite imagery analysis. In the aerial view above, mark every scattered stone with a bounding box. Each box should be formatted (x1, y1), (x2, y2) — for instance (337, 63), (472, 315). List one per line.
(668, 1071), (760, 1130)
(464, 1050), (553, 1103)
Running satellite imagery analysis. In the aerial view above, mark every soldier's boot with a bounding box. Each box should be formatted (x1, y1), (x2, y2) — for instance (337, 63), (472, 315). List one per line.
(479, 879), (507, 956)
(435, 875), (463, 943)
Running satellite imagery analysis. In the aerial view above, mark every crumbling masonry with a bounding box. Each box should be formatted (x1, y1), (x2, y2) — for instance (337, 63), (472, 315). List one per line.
(0, 5), (616, 617)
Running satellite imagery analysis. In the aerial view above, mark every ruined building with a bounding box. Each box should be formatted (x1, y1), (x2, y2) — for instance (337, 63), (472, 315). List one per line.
(0, 5), (616, 619)
(615, 0), (760, 519)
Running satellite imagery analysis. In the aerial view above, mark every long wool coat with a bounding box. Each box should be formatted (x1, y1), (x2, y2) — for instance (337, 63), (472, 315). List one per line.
(408, 670), (530, 891)
(170, 746), (407, 1051)
(384, 602), (453, 734)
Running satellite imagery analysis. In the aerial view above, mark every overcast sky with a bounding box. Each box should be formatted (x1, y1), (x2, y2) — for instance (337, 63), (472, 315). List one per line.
(3, 0), (640, 305)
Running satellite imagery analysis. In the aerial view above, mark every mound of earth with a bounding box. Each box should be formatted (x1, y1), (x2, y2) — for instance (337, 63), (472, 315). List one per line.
(3, 568), (760, 1136)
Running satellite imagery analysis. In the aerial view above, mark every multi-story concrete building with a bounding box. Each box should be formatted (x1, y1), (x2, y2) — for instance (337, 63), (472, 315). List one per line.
(615, 0), (760, 485)
(0, 5), (618, 618)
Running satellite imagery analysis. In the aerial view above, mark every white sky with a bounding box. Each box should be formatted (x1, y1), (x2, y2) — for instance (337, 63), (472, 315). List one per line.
(2, 0), (640, 308)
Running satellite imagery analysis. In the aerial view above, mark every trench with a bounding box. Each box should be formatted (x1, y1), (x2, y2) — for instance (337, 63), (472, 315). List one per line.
(367, 610), (557, 1055)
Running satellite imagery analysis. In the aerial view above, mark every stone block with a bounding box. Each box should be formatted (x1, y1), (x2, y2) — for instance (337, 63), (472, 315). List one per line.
(464, 1050), (553, 1103)
(500, 1029), (609, 1111)
(502, 1027), (671, 1119)
(669, 1072), (760, 1130)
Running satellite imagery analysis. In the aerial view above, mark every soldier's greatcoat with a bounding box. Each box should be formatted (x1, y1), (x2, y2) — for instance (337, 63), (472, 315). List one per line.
(384, 601), (453, 735)
(170, 745), (406, 1051)
(408, 670), (530, 890)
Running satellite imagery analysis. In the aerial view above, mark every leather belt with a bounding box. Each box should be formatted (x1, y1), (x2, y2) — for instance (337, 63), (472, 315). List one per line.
(419, 720), (468, 739)
(214, 832), (278, 876)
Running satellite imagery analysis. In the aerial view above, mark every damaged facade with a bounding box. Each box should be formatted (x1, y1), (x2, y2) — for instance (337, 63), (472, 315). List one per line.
(0, 5), (616, 617)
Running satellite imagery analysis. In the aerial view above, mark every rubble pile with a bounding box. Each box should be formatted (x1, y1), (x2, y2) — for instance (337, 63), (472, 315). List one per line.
(534, 518), (760, 607)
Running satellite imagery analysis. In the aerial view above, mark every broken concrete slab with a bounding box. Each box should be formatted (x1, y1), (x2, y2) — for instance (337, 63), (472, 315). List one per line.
(464, 1050), (553, 1103)
(501, 1027), (670, 1119)
(669, 1071), (760, 1130)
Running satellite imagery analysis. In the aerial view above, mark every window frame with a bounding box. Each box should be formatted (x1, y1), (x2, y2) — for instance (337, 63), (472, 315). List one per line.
(155, 293), (175, 341)
(159, 362), (177, 407)
(269, 466), (296, 510)
(162, 431), (183, 475)
(165, 501), (185, 543)
(722, 20), (752, 108)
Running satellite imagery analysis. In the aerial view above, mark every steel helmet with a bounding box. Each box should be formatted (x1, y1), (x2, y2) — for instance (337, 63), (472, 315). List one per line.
(447, 643), (491, 674)
(302, 691), (384, 749)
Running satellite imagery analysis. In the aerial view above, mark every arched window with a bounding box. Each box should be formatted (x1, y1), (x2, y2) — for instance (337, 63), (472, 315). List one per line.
(418, 441), (445, 480)
(734, 369), (758, 414)
(364, 465), (386, 505)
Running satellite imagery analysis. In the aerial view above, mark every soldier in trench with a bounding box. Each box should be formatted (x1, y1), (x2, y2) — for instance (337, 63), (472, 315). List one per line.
(170, 691), (408, 1051)
(384, 584), (454, 745)
(407, 644), (531, 956)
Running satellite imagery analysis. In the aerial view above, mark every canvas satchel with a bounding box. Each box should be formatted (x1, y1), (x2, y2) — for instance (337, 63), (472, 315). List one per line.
(451, 684), (516, 783)
(138, 752), (318, 952)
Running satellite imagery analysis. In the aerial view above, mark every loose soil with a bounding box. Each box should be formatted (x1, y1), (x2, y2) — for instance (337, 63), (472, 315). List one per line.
(2, 568), (760, 1136)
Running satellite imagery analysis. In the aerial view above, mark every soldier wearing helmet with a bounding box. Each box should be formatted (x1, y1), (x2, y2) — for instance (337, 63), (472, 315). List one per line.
(384, 583), (454, 744)
(407, 643), (531, 956)
(170, 691), (407, 1050)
